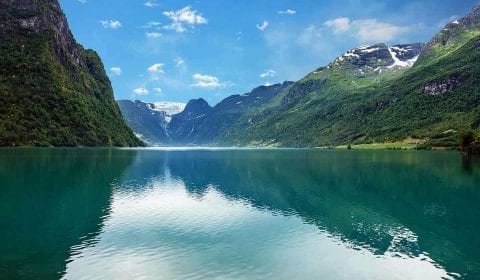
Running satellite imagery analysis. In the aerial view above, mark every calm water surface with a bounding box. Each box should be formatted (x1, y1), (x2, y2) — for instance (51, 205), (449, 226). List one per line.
(1, 148), (479, 279)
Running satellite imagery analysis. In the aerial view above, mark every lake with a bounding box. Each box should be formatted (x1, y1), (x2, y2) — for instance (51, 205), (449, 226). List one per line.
(1, 148), (479, 279)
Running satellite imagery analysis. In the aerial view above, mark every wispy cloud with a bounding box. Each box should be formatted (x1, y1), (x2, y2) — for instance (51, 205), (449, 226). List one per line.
(260, 69), (276, 78)
(100, 20), (122, 29)
(153, 87), (163, 94)
(163, 6), (207, 33)
(324, 17), (408, 43)
(146, 32), (162, 39)
(141, 21), (162, 29)
(353, 19), (408, 42)
(133, 87), (149, 95)
(144, 1), (159, 8)
(147, 63), (165, 74)
(297, 25), (323, 53)
(147, 63), (165, 81)
(278, 9), (296, 15)
(109, 67), (122, 76)
(324, 17), (350, 33)
(256, 21), (269, 31)
(174, 57), (185, 67)
(191, 73), (227, 89)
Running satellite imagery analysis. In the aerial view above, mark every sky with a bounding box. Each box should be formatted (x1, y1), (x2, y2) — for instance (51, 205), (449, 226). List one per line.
(59, 0), (479, 105)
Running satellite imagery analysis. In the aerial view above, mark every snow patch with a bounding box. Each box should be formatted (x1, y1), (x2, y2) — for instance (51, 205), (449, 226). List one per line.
(150, 102), (186, 115)
(342, 51), (360, 58)
(360, 47), (380, 53)
(387, 47), (418, 69)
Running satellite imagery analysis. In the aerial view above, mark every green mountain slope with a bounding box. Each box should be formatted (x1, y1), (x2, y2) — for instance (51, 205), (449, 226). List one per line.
(0, 0), (142, 147)
(221, 5), (480, 147)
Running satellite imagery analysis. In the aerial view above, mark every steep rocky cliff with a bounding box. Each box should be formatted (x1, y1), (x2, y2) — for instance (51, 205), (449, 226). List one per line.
(0, 0), (142, 146)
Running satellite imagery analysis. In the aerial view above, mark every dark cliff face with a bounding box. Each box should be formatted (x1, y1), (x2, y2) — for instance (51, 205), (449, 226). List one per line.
(0, 0), (142, 146)
(0, 0), (84, 68)
(167, 99), (213, 144)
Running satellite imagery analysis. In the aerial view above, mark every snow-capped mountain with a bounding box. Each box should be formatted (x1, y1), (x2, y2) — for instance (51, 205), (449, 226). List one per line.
(147, 102), (186, 122)
(117, 100), (186, 145)
(330, 43), (424, 76)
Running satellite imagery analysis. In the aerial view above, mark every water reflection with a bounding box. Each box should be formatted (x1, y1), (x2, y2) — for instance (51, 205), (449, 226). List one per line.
(1, 149), (479, 279)
(0, 148), (137, 279)
(461, 154), (480, 174)
(63, 149), (479, 279)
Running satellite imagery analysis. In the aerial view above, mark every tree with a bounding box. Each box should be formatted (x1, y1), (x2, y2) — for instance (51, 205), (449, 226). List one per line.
(459, 130), (475, 150)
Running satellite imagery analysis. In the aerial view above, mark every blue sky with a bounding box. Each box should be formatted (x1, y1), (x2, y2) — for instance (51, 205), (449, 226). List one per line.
(59, 0), (478, 104)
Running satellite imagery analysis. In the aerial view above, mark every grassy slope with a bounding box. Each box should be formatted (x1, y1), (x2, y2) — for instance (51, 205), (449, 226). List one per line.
(221, 33), (480, 148)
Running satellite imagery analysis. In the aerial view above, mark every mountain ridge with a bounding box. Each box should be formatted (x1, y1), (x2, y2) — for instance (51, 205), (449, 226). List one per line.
(218, 5), (480, 147)
(119, 4), (479, 148)
(118, 82), (294, 145)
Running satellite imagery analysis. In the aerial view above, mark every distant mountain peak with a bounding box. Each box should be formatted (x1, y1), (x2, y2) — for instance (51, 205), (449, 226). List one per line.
(425, 3), (480, 49)
(331, 43), (424, 76)
(185, 98), (211, 110)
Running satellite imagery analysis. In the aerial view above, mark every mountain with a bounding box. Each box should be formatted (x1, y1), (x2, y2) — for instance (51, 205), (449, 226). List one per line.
(0, 0), (142, 147)
(167, 81), (294, 145)
(280, 43), (424, 106)
(219, 5), (480, 147)
(118, 82), (293, 146)
(117, 100), (185, 145)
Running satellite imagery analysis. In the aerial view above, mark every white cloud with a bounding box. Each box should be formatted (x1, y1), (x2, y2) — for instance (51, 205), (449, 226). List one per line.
(147, 63), (165, 74)
(264, 82), (273, 86)
(352, 19), (408, 42)
(109, 67), (122, 76)
(256, 21), (269, 31)
(146, 32), (162, 38)
(324, 17), (350, 33)
(278, 9), (296, 15)
(100, 20), (122, 29)
(77, 0), (86, 3)
(260, 69), (276, 78)
(174, 57), (185, 67)
(144, 1), (159, 8)
(297, 25), (322, 47)
(133, 87), (149, 95)
(163, 6), (207, 33)
(324, 17), (408, 43)
(191, 73), (225, 89)
(153, 87), (163, 94)
(141, 21), (162, 29)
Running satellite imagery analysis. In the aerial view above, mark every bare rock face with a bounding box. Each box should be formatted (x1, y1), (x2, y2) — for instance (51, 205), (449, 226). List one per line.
(6, 0), (38, 10)
(0, 0), (84, 68)
(423, 77), (461, 96)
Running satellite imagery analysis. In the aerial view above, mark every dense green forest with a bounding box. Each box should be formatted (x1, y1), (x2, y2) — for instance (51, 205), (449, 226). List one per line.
(0, 0), (142, 147)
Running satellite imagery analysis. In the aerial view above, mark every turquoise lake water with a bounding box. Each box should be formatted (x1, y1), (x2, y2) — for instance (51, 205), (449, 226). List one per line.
(1, 148), (479, 279)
